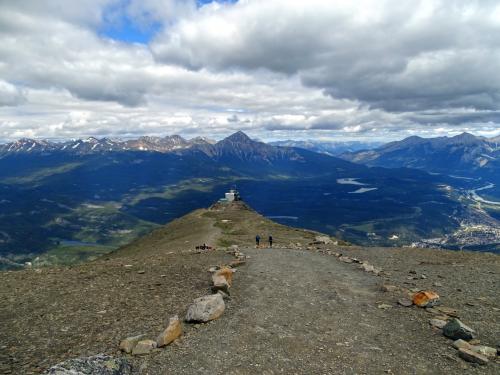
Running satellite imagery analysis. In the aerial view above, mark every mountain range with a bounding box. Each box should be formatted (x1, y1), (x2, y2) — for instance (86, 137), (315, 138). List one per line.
(0, 131), (498, 269)
(0, 135), (215, 155)
(340, 132), (500, 177)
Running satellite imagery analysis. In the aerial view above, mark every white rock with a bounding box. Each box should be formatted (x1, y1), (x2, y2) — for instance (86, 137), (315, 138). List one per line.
(429, 319), (447, 329)
(185, 294), (225, 323)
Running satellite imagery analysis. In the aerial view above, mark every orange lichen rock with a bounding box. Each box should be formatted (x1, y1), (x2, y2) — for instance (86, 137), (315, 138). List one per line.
(215, 267), (234, 286)
(412, 290), (440, 307)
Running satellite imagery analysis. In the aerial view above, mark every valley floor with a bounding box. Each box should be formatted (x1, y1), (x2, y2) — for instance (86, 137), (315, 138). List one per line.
(0, 202), (498, 374)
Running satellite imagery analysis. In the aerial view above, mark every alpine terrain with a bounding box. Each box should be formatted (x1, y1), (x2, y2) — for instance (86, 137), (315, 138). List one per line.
(0, 201), (498, 374)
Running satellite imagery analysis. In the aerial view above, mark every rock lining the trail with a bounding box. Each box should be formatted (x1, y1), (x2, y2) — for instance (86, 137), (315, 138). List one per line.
(186, 293), (226, 323)
(156, 315), (182, 348)
(443, 318), (476, 340)
(458, 348), (489, 365)
(132, 339), (157, 355)
(119, 334), (147, 354)
(43, 354), (132, 375)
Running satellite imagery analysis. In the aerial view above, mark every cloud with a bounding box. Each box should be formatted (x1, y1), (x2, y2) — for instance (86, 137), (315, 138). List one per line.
(0, 0), (499, 142)
(152, 0), (500, 112)
(0, 81), (26, 107)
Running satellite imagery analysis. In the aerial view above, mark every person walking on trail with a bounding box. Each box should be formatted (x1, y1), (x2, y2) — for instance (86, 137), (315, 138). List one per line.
(268, 235), (273, 248)
(256, 235), (261, 247)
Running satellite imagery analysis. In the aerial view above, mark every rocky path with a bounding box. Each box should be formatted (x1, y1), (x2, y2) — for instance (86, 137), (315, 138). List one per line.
(135, 247), (493, 374)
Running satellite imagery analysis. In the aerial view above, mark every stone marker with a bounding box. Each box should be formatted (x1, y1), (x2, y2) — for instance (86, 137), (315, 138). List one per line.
(443, 318), (476, 340)
(186, 294), (225, 323)
(132, 339), (157, 355)
(458, 348), (489, 365)
(119, 334), (147, 354)
(412, 291), (440, 308)
(429, 319), (447, 329)
(471, 345), (497, 358)
(452, 339), (472, 350)
(215, 267), (234, 286)
(212, 274), (230, 294)
(156, 315), (182, 347)
(435, 306), (459, 318)
(44, 354), (132, 375)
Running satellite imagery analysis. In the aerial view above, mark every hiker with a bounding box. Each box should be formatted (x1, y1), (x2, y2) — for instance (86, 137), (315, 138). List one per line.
(256, 234), (261, 247)
(269, 235), (273, 248)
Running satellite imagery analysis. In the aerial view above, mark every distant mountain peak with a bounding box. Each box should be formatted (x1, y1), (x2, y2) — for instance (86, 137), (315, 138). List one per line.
(448, 132), (482, 145)
(221, 131), (252, 144)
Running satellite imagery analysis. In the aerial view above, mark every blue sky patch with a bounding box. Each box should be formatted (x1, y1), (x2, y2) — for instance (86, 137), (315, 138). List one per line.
(100, 0), (238, 44)
(100, 20), (161, 44)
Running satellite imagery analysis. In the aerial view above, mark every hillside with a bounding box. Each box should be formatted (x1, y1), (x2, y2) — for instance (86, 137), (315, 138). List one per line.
(0, 201), (498, 374)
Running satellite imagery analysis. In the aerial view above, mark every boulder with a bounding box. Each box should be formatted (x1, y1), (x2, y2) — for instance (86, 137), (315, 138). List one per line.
(186, 294), (225, 323)
(44, 354), (132, 375)
(443, 319), (476, 341)
(119, 334), (147, 354)
(156, 315), (182, 347)
(132, 339), (157, 355)
(412, 291), (440, 308)
(458, 348), (489, 365)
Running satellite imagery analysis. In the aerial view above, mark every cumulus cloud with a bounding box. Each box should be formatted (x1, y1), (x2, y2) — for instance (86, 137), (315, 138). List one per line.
(152, 0), (500, 112)
(0, 0), (499, 142)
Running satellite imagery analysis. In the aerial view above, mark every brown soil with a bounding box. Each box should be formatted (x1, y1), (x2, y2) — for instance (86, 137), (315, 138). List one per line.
(0, 202), (498, 374)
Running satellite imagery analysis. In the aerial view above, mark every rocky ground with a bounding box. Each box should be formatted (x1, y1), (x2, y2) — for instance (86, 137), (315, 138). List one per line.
(0, 202), (498, 374)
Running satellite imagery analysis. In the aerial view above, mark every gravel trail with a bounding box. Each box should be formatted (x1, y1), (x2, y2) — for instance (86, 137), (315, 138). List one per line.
(138, 247), (494, 374)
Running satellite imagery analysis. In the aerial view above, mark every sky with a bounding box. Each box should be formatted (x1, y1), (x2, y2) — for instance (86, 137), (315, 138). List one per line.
(0, 0), (499, 142)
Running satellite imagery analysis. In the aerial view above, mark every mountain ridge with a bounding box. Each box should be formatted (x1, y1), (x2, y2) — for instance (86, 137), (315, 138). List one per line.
(340, 132), (500, 174)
